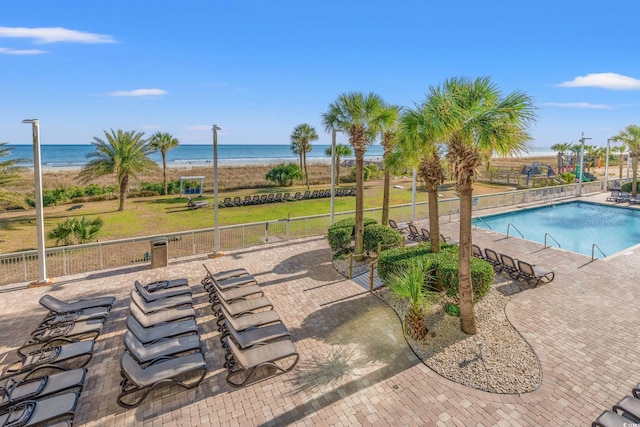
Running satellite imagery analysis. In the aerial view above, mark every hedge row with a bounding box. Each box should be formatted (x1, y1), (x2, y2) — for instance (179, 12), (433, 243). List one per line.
(378, 243), (494, 302)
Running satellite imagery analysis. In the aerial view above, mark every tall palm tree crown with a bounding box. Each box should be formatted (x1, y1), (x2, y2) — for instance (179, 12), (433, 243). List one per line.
(424, 77), (536, 335)
(612, 124), (640, 196)
(290, 124), (318, 190)
(78, 129), (158, 211)
(322, 92), (392, 259)
(325, 144), (352, 185)
(149, 132), (180, 195)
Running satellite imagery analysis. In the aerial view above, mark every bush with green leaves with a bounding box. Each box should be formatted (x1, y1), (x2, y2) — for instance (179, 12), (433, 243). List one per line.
(327, 217), (377, 252)
(378, 243), (493, 302)
(265, 163), (303, 186)
(365, 163), (383, 180)
(363, 224), (402, 252)
(48, 216), (103, 246)
(559, 172), (575, 184)
(621, 181), (640, 192)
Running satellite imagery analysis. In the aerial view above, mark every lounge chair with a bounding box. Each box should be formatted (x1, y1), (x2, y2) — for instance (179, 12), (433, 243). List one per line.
(219, 306), (282, 336)
(39, 294), (115, 314)
(606, 190), (622, 202)
(0, 391), (79, 427)
(592, 409), (638, 427)
(407, 224), (421, 242)
(129, 301), (195, 328)
(134, 280), (191, 302)
(251, 195), (260, 205)
(499, 253), (521, 280)
(201, 264), (249, 282)
(259, 195), (268, 204)
(214, 296), (274, 326)
(144, 278), (188, 291)
(389, 219), (408, 234)
(130, 290), (192, 314)
(440, 234), (459, 245)
(187, 196), (210, 209)
(0, 368), (86, 410)
(629, 194), (640, 205)
(292, 192), (302, 200)
(420, 228), (430, 242)
(274, 193), (283, 202)
(123, 331), (202, 365)
(242, 195), (252, 206)
(615, 192), (631, 203)
(205, 273), (258, 294)
(1, 341), (95, 380)
(38, 305), (110, 328)
(472, 244), (486, 260)
(484, 248), (503, 272)
(221, 318), (291, 349)
(233, 196), (242, 206)
(282, 192), (290, 201)
(516, 260), (555, 287)
(302, 190), (311, 199)
(266, 194), (275, 203)
(126, 316), (198, 345)
(19, 319), (104, 357)
(224, 337), (299, 387)
(117, 351), (207, 408)
(612, 396), (640, 423)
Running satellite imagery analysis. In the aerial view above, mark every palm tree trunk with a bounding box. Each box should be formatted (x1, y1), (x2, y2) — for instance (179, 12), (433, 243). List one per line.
(336, 156), (341, 185)
(299, 153), (303, 172)
(427, 188), (440, 253)
(162, 152), (168, 195)
(382, 168), (390, 227)
(303, 151), (310, 191)
(458, 180), (476, 335)
(354, 144), (365, 262)
(119, 174), (129, 211)
(632, 157), (638, 196)
(619, 158), (623, 179)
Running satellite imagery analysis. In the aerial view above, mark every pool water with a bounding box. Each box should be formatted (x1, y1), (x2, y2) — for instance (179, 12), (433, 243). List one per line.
(473, 201), (640, 257)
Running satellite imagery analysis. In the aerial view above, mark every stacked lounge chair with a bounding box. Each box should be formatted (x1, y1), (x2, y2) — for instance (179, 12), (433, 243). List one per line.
(0, 294), (115, 426)
(474, 245), (555, 287)
(593, 383), (640, 426)
(202, 264), (299, 388)
(117, 279), (207, 408)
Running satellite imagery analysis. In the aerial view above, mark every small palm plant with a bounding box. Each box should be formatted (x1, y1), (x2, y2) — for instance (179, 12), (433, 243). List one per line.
(49, 216), (103, 246)
(386, 260), (436, 340)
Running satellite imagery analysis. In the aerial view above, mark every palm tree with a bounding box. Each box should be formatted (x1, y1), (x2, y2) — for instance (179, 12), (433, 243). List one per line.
(395, 105), (447, 252)
(325, 144), (352, 185)
(322, 92), (391, 260)
(290, 124), (318, 190)
(611, 144), (627, 178)
(379, 104), (401, 227)
(290, 140), (304, 172)
(386, 259), (436, 340)
(612, 125), (640, 195)
(149, 132), (180, 195)
(424, 77), (535, 335)
(0, 142), (26, 211)
(78, 129), (158, 211)
(551, 142), (571, 172)
(49, 216), (103, 246)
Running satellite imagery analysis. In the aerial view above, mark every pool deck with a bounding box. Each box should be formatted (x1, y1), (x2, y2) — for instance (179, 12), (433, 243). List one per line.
(1, 192), (639, 426)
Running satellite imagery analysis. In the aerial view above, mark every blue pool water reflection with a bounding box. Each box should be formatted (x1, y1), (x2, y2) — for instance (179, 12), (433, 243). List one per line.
(473, 201), (640, 257)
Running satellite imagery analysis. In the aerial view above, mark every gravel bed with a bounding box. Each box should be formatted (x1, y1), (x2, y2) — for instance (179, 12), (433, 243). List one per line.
(375, 274), (541, 394)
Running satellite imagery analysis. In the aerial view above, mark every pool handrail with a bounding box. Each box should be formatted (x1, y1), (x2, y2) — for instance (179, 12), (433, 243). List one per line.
(506, 223), (524, 239)
(592, 243), (606, 261)
(473, 217), (492, 230)
(544, 232), (561, 249)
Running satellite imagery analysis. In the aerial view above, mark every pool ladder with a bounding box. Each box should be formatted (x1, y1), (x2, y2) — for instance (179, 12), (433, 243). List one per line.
(592, 243), (606, 261)
(544, 233), (561, 249)
(506, 223), (524, 238)
(472, 217), (492, 230)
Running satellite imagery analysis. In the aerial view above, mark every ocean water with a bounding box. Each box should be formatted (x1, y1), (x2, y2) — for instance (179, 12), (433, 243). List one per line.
(5, 144), (555, 170)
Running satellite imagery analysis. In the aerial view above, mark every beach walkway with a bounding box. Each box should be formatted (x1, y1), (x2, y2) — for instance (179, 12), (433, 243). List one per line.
(0, 192), (637, 426)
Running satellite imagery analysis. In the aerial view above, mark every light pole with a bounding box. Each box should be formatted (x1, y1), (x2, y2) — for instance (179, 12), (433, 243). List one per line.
(577, 132), (591, 196)
(604, 138), (612, 190)
(330, 129), (336, 225)
(22, 119), (51, 285)
(209, 125), (223, 257)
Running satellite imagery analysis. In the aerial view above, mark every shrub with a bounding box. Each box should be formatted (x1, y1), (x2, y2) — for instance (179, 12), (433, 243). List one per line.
(378, 243), (493, 302)
(365, 163), (383, 180)
(363, 224), (402, 252)
(265, 163), (303, 186)
(559, 172), (575, 184)
(621, 181), (640, 192)
(327, 217), (377, 252)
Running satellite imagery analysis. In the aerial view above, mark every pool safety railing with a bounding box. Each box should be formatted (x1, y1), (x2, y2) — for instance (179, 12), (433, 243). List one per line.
(472, 216), (493, 230)
(592, 243), (606, 261)
(506, 223), (524, 239)
(544, 233), (561, 249)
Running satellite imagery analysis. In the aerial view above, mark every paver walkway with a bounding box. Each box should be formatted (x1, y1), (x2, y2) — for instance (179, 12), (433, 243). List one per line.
(1, 192), (638, 426)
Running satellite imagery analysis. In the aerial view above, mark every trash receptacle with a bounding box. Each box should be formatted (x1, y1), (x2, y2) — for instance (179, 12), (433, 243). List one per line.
(150, 237), (168, 268)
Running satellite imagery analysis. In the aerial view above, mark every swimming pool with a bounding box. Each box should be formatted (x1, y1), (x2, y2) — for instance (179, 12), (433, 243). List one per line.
(472, 201), (640, 257)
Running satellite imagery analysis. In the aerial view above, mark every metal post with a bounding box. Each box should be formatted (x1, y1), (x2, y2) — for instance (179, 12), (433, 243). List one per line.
(330, 129), (336, 225)
(577, 132), (591, 196)
(604, 138), (611, 190)
(210, 125), (224, 257)
(411, 168), (417, 222)
(22, 119), (51, 286)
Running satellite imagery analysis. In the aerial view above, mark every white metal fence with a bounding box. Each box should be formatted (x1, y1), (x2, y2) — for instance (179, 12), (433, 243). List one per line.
(0, 180), (609, 285)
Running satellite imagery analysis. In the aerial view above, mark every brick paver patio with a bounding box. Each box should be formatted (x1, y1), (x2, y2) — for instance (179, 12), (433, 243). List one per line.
(1, 192), (637, 426)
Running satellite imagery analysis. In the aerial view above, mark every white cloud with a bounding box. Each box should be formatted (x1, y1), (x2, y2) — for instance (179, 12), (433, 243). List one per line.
(0, 47), (46, 55)
(0, 26), (115, 44)
(558, 73), (640, 90)
(108, 89), (167, 97)
(544, 102), (613, 110)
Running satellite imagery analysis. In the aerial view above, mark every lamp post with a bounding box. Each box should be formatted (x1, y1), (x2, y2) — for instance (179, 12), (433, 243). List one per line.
(22, 119), (51, 286)
(209, 125), (223, 257)
(577, 132), (591, 196)
(604, 138), (612, 190)
(330, 129), (336, 225)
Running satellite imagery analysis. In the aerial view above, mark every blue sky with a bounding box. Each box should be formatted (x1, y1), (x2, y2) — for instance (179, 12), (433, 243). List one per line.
(1, 0), (639, 149)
